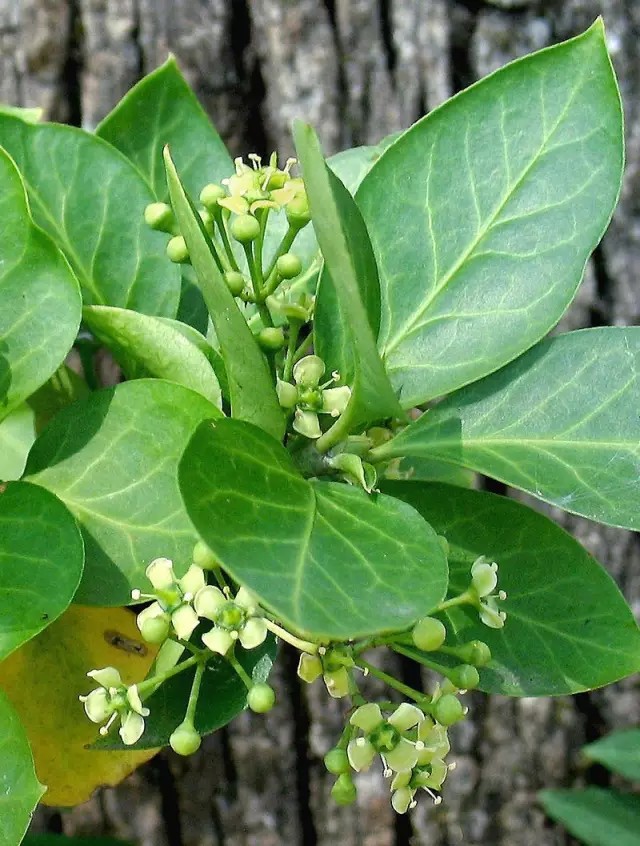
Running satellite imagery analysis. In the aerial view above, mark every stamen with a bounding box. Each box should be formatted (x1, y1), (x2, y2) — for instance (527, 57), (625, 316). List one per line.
(248, 153), (262, 169)
(284, 157), (297, 173)
(499, 590), (507, 601)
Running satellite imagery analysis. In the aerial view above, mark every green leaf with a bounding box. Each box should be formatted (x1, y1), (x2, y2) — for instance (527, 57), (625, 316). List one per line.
(24, 380), (221, 606)
(0, 687), (45, 846)
(83, 305), (222, 407)
(0, 116), (180, 315)
(376, 328), (640, 530)
(164, 148), (284, 440)
(539, 788), (640, 846)
(27, 365), (90, 433)
(294, 122), (403, 445)
(97, 56), (233, 201)
(583, 730), (640, 781)
(356, 20), (623, 407)
(23, 838), (133, 846)
(179, 418), (448, 639)
(0, 481), (83, 661)
(0, 147), (81, 423)
(0, 406), (36, 481)
(96, 638), (276, 750)
(385, 482), (640, 695)
(155, 316), (229, 400)
(383, 455), (474, 488)
(0, 104), (42, 123)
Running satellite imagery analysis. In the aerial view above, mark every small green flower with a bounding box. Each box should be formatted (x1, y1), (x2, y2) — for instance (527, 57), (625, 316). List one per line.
(277, 355), (351, 440)
(389, 719), (451, 812)
(296, 649), (351, 699)
(347, 702), (425, 773)
(217, 154), (299, 216)
(195, 585), (268, 655)
(470, 556), (507, 628)
(79, 667), (150, 746)
(133, 558), (205, 643)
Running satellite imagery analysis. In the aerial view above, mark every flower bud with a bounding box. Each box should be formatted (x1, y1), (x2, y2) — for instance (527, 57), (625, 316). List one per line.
(286, 194), (311, 229)
(166, 235), (190, 264)
(170, 720), (202, 756)
(297, 652), (323, 683)
(331, 773), (357, 806)
(324, 747), (350, 775)
(433, 694), (465, 727)
(276, 253), (302, 279)
(192, 539), (219, 571)
(200, 183), (226, 209)
(460, 640), (492, 667)
(144, 202), (174, 233)
(230, 214), (261, 243)
(247, 682), (276, 713)
(258, 327), (285, 352)
(224, 271), (246, 297)
(199, 208), (214, 234)
(412, 617), (447, 652)
(448, 664), (480, 691)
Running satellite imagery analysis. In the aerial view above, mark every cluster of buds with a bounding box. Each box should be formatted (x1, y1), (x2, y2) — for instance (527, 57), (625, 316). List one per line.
(277, 354), (351, 439)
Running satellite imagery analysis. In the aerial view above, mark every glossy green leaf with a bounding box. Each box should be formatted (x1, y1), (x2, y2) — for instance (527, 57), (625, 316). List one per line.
(0, 406), (36, 481)
(179, 418), (448, 639)
(356, 20), (623, 407)
(539, 788), (640, 846)
(583, 730), (640, 781)
(383, 455), (474, 488)
(0, 481), (83, 661)
(385, 482), (640, 695)
(164, 148), (284, 440)
(0, 116), (180, 315)
(24, 380), (221, 606)
(294, 122), (403, 444)
(0, 148), (81, 424)
(83, 305), (222, 407)
(376, 328), (640, 530)
(0, 687), (45, 846)
(156, 316), (229, 400)
(96, 638), (276, 750)
(97, 56), (233, 201)
(27, 365), (90, 434)
(0, 104), (42, 123)
(23, 838), (133, 846)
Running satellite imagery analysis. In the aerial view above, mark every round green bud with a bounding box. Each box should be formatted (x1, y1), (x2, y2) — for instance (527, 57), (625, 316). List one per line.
(459, 639), (492, 667)
(286, 195), (311, 228)
(144, 202), (174, 233)
(433, 693), (465, 727)
(324, 747), (350, 775)
(247, 682), (276, 713)
(230, 214), (261, 243)
(192, 539), (219, 571)
(224, 271), (246, 297)
(166, 235), (190, 264)
(412, 617), (447, 652)
(276, 253), (302, 279)
(140, 615), (171, 644)
(169, 720), (202, 756)
(448, 664), (480, 691)
(200, 183), (226, 209)
(331, 773), (357, 806)
(199, 208), (214, 234)
(258, 327), (285, 352)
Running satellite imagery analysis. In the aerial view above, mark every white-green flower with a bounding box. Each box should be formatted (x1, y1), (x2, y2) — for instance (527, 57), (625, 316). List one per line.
(470, 556), (507, 629)
(388, 720), (451, 812)
(79, 667), (150, 746)
(133, 558), (205, 642)
(196, 585), (268, 655)
(296, 652), (350, 699)
(277, 355), (351, 440)
(347, 702), (425, 773)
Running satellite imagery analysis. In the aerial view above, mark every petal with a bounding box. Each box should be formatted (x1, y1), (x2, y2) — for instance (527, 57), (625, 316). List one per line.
(171, 605), (199, 640)
(136, 601), (166, 631)
(297, 653), (323, 683)
(126, 685), (150, 717)
(388, 703), (425, 733)
(391, 770), (412, 790)
(119, 711), (145, 746)
(218, 195), (250, 214)
(391, 787), (415, 814)
(479, 603), (506, 629)
(202, 627), (234, 655)
(415, 758), (448, 790)
(146, 558), (175, 590)
(347, 737), (377, 772)
(235, 586), (258, 613)
(321, 386), (351, 416)
(238, 617), (268, 650)
(276, 379), (298, 409)
(293, 409), (322, 440)
(350, 702), (383, 733)
(194, 585), (226, 620)
(81, 689), (112, 723)
(270, 185), (297, 206)
(250, 199), (279, 213)
(87, 666), (122, 689)
(179, 564), (206, 596)
(384, 738), (419, 772)
(293, 355), (325, 387)
(471, 557), (498, 597)
(324, 667), (350, 699)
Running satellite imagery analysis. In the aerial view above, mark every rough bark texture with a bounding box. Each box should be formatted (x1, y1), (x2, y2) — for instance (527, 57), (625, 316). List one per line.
(2, 0), (637, 843)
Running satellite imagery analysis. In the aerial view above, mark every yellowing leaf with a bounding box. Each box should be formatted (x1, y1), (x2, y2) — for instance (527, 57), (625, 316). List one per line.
(0, 605), (159, 806)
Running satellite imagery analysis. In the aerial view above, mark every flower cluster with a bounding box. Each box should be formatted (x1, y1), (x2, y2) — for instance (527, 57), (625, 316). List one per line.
(214, 153), (308, 222)
(277, 355), (351, 439)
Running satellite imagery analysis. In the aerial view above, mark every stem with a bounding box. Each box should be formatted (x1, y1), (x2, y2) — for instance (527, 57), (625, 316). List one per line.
(390, 644), (449, 677)
(315, 399), (356, 454)
(254, 207), (269, 288)
(282, 321), (302, 382)
(292, 332), (314, 364)
(137, 653), (200, 697)
(185, 660), (206, 723)
(435, 591), (474, 613)
(264, 224), (299, 280)
(354, 658), (429, 705)
(213, 212), (240, 272)
(263, 618), (318, 654)
(243, 242), (273, 327)
(227, 650), (254, 690)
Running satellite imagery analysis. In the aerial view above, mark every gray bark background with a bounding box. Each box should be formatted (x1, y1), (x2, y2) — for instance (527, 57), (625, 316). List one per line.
(2, 0), (638, 843)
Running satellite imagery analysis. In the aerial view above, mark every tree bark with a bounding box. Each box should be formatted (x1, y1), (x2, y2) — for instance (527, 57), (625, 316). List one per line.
(2, 0), (637, 843)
